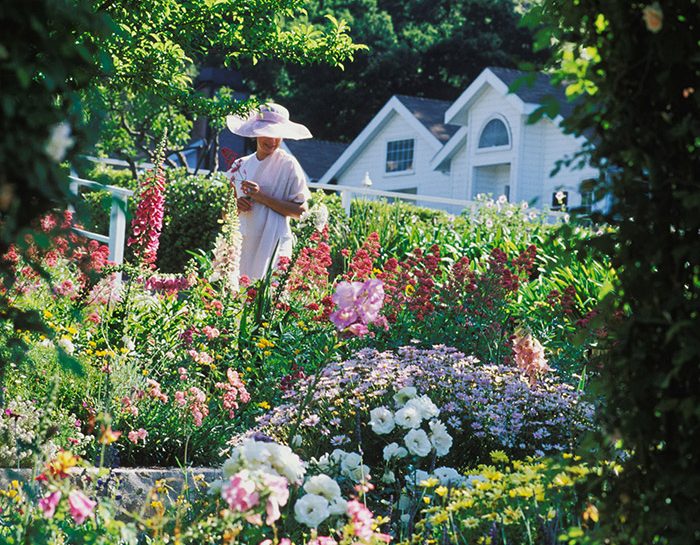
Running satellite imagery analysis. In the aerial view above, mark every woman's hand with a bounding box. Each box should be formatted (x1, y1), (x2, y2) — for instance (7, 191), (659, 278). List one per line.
(241, 180), (261, 200)
(237, 196), (253, 213)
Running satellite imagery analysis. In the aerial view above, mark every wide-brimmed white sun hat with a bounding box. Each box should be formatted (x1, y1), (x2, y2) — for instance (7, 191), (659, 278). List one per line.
(226, 103), (312, 140)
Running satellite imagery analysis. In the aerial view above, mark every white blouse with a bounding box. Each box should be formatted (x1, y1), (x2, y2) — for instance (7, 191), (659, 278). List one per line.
(227, 148), (310, 280)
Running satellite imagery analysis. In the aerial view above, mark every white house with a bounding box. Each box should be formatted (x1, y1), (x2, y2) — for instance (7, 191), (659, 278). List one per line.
(320, 67), (599, 213)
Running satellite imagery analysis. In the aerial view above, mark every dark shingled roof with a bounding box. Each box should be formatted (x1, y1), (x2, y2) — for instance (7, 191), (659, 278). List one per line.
(487, 66), (575, 118)
(395, 95), (461, 143)
(284, 139), (349, 181)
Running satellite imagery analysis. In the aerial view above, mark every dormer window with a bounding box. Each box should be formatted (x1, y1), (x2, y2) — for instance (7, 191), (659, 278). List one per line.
(478, 118), (510, 149)
(386, 139), (414, 172)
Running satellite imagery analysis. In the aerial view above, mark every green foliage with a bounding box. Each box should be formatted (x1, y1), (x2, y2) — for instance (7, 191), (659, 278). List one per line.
(244, 0), (546, 141)
(84, 0), (365, 162)
(525, 1), (700, 543)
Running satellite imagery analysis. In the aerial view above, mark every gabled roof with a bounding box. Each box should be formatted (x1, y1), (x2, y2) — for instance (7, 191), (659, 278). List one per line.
(487, 67), (574, 119)
(320, 95), (459, 184)
(432, 67), (576, 170)
(282, 139), (348, 181)
(395, 95), (460, 144)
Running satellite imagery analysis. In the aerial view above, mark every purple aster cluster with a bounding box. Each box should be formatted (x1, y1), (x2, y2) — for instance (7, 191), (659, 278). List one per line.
(248, 346), (595, 465)
(329, 279), (388, 337)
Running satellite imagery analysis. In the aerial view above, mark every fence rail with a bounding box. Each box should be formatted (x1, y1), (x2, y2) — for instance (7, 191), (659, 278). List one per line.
(68, 172), (133, 266)
(74, 157), (564, 268)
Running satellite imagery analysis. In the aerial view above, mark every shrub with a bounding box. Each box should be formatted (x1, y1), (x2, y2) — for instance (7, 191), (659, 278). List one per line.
(252, 347), (595, 468)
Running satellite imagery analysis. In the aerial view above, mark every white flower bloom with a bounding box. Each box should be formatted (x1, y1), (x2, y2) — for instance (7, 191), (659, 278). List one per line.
(434, 467), (465, 487)
(304, 474), (341, 500)
(411, 470), (430, 488)
(270, 443), (305, 484)
(315, 453), (332, 472)
(299, 203), (329, 232)
(430, 431), (453, 457)
(222, 455), (241, 478)
(330, 449), (348, 465)
(340, 452), (362, 474)
(405, 395), (440, 420)
(393, 386), (417, 407)
(497, 194), (508, 204)
(382, 469), (396, 484)
(291, 434), (303, 447)
(328, 496), (348, 516)
(369, 406), (395, 435)
(240, 440), (273, 468)
(348, 464), (370, 483)
(57, 337), (75, 355)
(404, 428), (432, 457)
(294, 494), (330, 528)
(45, 122), (74, 162)
(383, 442), (408, 461)
(395, 405), (422, 429)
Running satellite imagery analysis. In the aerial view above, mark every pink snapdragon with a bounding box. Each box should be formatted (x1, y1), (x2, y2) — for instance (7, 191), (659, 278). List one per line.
(38, 490), (62, 518)
(175, 386), (209, 426)
(512, 332), (552, 385)
(127, 142), (167, 267)
(215, 368), (251, 418)
(128, 428), (148, 445)
(329, 278), (387, 337)
(67, 490), (96, 524)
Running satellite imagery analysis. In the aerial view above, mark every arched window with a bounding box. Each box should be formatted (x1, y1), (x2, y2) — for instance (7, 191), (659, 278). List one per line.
(478, 118), (510, 149)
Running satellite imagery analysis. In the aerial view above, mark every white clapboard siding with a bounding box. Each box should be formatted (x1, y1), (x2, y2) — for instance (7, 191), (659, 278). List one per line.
(335, 111), (452, 209)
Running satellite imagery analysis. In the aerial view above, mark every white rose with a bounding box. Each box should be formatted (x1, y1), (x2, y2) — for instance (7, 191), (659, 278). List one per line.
(404, 428), (432, 457)
(270, 443), (305, 484)
(348, 464), (371, 483)
(429, 421), (453, 457)
(382, 469), (396, 484)
(315, 453), (332, 472)
(340, 452), (362, 474)
(330, 449), (348, 465)
(434, 467), (464, 487)
(393, 386), (417, 408)
(369, 406), (395, 435)
(222, 454), (241, 478)
(406, 396), (440, 420)
(294, 494), (330, 528)
(240, 440), (273, 470)
(328, 496), (348, 516)
(382, 442), (408, 462)
(395, 405), (422, 429)
(304, 474), (341, 500)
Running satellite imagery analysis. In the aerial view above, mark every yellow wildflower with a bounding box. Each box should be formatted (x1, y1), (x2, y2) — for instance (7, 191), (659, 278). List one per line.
(258, 401), (271, 410)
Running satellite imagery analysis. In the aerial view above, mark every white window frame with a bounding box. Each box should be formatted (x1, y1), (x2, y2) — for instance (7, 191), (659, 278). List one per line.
(476, 115), (512, 153)
(385, 138), (415, 174)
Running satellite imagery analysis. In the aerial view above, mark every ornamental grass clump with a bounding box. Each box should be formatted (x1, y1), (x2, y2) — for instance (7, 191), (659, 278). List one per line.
(253, 347), (594, 468)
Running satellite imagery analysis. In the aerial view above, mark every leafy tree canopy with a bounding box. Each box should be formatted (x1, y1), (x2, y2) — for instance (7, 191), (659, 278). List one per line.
(242, 0), (545, 141)
(83, 0), (364, 166)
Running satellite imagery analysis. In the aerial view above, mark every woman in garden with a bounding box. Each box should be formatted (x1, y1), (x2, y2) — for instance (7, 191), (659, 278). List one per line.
(225, 103), (312, 279)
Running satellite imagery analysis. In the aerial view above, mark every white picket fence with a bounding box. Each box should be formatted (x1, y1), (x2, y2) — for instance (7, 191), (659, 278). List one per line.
(71, 157), (562, 268)
(68, 172), (133, 265)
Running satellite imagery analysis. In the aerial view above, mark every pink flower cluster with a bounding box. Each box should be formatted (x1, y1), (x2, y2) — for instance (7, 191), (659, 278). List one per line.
(512, 333), (552, 385)
(146, 379), (169, 403)
(222, 470), (290, 526)
(38, 489), (96, 525)
(128, 428), (148, 445)
(329, 278), (387, 337)
(215, 368), (251, 418)
(343, 231), (381, 281)
(143, 274), (191, 295)
(174, 386), (209, 426)
(127, 161), (166, 268)
(347, 500), (391, 543)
